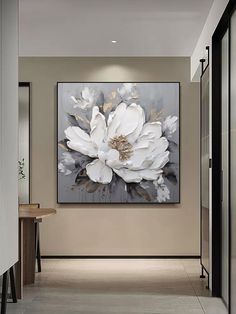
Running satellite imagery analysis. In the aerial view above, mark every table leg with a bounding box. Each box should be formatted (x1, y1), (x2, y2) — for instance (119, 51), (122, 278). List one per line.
(35, 222), (42, 273)
(1, 271), (9, 314)
(15, 218), (36, 299)
(23, 219), (36, 285)
(9, 266), (17, 303)
(15, 220), (23, 299)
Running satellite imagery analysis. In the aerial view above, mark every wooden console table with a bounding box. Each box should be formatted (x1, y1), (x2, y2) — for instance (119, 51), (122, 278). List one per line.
(16, 207), (56, 299)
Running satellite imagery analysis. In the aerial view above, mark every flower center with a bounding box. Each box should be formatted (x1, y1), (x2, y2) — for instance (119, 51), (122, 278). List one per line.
(109, 135), (133, 161)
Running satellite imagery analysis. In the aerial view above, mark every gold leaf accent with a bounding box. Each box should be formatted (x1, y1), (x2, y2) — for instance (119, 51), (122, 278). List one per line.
(85, 181), (100, 193)
(134, 185), (153, 202)
(75, 114), (90, 125)
(103, 102), (113, 112)
(111, 91), (117, 99)
(58, 141), (69, 151)
(149, 108), (163, 122)
(109, 135), (133, 161)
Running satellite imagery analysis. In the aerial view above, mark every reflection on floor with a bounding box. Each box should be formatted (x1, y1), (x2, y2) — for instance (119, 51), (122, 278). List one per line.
(7, 259), (227, 314)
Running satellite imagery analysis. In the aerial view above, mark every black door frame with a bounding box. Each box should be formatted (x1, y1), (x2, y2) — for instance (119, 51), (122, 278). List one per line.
(200, 49), (210, 284)
(212, 0), (236, 309)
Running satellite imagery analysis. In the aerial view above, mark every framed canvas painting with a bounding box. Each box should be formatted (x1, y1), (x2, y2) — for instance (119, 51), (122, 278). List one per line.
(57, 82), (180, 204)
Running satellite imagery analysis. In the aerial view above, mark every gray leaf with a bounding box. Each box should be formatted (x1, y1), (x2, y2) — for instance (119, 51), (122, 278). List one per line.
(163, 162), (178, 185)
(86, 181), (100, 193)
(96, 91), (105, 108)
(58, 139), (71, 151)
(134, 185), (153, 202)
(168, 140), (178, 152)
(67, 114), (79, 127)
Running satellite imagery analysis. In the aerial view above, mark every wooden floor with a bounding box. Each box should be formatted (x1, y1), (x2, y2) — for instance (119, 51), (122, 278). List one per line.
(7, 259), (227, 314)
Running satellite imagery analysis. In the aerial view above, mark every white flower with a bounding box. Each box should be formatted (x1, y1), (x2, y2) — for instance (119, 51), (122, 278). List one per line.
(64, 103), (169, 184)
(153, 175), (170, 202)
(156, 185), (170, 202)
(117, 83), (139, 101)
(154, 174), (164, 186)
(58, 163), (72, 175)
(71, 87), (98, 110)
(163, 115), (178, 137)
(58, 152), (75, 175)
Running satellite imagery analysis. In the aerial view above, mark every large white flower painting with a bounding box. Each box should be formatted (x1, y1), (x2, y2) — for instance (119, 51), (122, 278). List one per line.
(57, 82), (179, 203)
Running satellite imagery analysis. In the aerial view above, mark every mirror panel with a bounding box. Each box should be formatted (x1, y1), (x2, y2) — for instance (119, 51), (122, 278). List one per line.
(18, 83), (30, 203)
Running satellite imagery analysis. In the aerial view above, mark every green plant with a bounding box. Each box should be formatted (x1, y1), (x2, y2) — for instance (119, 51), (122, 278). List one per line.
(18, 158), (26, 180)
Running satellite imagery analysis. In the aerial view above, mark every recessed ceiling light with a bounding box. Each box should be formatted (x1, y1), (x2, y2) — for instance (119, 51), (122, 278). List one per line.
(111, 40), (117, 44)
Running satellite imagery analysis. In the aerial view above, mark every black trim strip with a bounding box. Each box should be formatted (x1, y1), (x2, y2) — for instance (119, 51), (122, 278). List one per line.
(212, 21), (223, 298)
(41, 255), (200, 259)
(228, 11), (232, 313)
(200, 48), (210, 280)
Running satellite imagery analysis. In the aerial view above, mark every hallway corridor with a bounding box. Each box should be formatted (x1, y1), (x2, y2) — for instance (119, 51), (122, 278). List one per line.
(7, 259), (227, 314)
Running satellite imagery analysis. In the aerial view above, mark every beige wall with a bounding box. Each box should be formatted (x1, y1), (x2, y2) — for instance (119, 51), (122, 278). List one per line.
(19, 57), (200, 256)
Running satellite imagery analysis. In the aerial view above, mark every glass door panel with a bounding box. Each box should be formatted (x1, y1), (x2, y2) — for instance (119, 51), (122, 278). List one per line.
(230, 10), (236, 314)
(18, 83), (30, 203)
(221, 29), (229, 308)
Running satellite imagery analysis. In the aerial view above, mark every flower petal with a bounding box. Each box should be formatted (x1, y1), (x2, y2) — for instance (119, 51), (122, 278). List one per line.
(113, 168), (142, 183)
(65, 126), (97, 158)
(107, 102), (127, 139)
(105, 149), (123, 169)
(163, 115), (178, 137)
(151, 137), (169, 156)
(136, 169), (163, 181)
(157, 185), (170, 202)
(90, 106), (107, 148)
(107, 103), (145, 144)
(150, 151), (169, 170)
(58, 162), (72, 175)
(73, 87), (98, 110)
(117, 103), (145, 143)
(58, 152), (76, 176)
(153, 175), (171, 202)
(86, 159), (113, 184)
(113, 167), (162, 183)
(117, 83), (139, 100)
(124, 137), (169, 170)
(139, 121), (162, 140)
(127, 146), (153, 170)
(81, 87), (97, 105)
(154, 174), (165, 185)
(98, 148), (120, 165)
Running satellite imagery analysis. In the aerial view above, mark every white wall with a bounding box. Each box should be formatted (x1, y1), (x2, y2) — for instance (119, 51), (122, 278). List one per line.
(0, 0), (19, 275)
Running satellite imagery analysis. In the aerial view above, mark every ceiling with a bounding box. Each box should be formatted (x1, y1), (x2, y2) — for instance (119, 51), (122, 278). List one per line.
(19, 0), (214, 57)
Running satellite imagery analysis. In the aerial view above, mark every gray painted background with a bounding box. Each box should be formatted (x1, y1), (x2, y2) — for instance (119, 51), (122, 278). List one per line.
(58, 82), (179, 203)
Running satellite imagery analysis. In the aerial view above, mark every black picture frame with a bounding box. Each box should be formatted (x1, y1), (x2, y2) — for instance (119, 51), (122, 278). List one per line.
(56, 81), (181, 205)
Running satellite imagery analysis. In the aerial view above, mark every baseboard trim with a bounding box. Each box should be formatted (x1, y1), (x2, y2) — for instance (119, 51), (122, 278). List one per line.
(41, 255), (200, 259)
